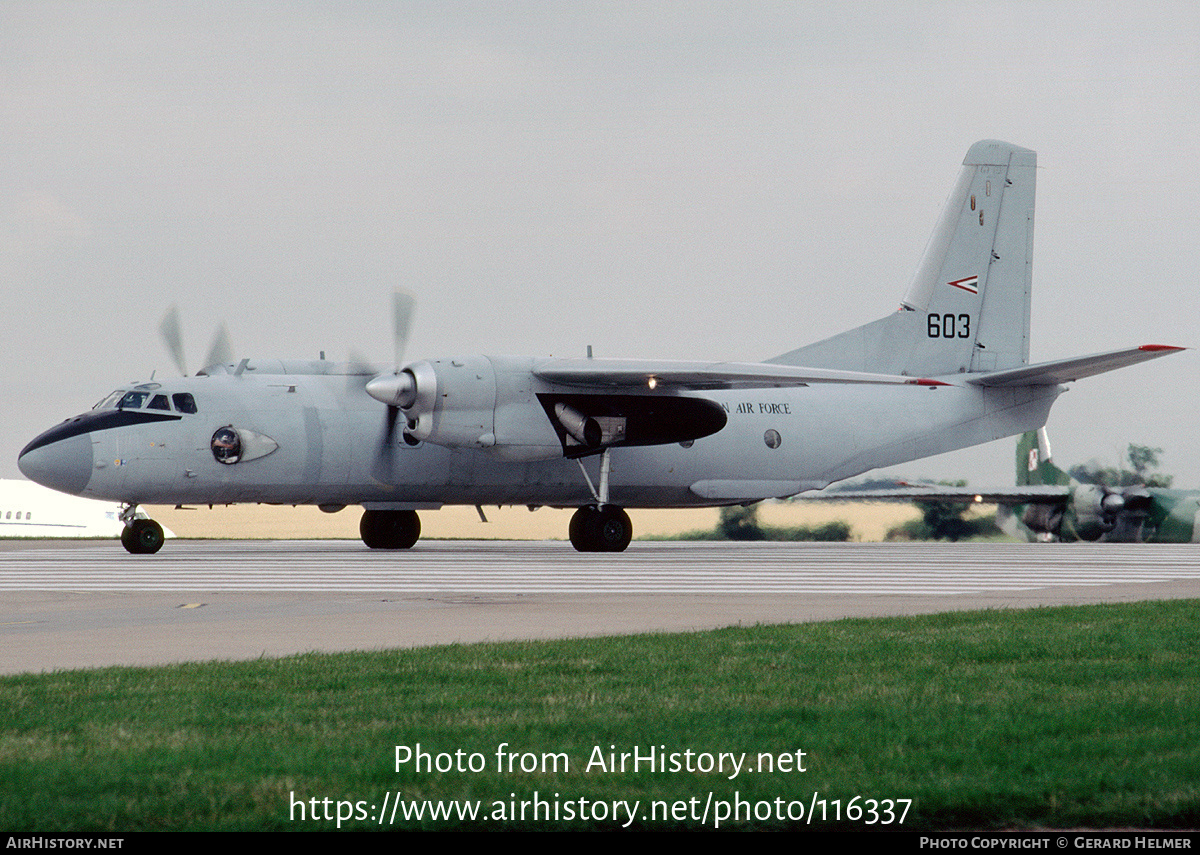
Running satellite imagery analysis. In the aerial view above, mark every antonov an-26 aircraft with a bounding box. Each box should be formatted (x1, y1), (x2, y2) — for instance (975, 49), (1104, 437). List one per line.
(18, 141), (1183, 554)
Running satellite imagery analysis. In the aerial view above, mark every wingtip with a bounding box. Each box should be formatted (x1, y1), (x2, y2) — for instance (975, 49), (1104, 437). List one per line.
(1138, 344), (1186, 352)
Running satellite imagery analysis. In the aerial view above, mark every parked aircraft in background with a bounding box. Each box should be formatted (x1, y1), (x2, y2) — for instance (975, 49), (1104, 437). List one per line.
(811, 430), (1200, 543)
(0, 479), (172, 540)
(17, 141), (1183, 553)
(1002, 432), (1200, 542)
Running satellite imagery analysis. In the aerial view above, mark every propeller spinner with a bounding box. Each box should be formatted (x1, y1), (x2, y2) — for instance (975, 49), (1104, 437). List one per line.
(368, 291), (424, 474)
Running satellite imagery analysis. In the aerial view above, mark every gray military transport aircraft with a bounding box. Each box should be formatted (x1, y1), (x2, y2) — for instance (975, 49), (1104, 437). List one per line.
(18, 140), (1183, 554)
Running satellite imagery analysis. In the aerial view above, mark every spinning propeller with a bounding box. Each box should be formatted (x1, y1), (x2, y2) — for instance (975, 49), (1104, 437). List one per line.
(1071, 482), (1155, 540)
(366, 291), (421, 477)
(158, 306), (234, 376)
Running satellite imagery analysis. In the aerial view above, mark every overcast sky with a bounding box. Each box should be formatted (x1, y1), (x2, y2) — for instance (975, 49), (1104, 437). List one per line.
(4, 1), (1199, 489)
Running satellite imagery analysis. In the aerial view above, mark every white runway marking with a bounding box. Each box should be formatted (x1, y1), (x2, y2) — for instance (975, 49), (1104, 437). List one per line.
(3, 540), (1200, 595)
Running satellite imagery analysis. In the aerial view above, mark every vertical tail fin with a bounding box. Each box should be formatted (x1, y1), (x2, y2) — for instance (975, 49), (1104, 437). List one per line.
(1016, 429), (1070, 487)
(771, 140), (1036, 377)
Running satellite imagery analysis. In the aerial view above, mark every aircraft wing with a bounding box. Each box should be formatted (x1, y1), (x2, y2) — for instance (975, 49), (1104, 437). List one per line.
(533, 358), (950, 390)
(802, 484), (1071, 503)
(968, 345), (1184, 387)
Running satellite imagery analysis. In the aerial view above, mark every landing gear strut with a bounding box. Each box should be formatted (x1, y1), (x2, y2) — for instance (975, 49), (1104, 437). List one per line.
(568, 448), (633, 552)
(360, 509), (421, 549)
(121, 518), (165, 554)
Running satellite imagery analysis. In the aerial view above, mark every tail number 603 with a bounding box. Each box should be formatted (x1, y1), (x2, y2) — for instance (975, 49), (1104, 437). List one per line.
(927, 313), (970, 338)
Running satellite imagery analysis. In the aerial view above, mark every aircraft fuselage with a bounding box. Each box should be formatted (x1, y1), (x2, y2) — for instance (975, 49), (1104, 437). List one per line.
(20, 356), (1060, 513)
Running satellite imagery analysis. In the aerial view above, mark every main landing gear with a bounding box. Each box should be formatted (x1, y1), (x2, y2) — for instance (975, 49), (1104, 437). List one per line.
(357, 448), (634, 553)
(119, 505), (165, 554)
(568, 504), (632, 552)
(360, 508), (421, 549)
(568, 448), (633, 553)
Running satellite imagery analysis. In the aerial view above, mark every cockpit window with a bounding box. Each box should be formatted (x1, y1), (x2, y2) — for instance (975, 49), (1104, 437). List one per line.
(118, 391), (150, 409)
(93, 390), (126, 410)
(97, 389), (197, 413)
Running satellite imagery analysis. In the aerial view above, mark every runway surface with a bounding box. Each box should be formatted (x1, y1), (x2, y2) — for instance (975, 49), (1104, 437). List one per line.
(2, 539), (1198, 673)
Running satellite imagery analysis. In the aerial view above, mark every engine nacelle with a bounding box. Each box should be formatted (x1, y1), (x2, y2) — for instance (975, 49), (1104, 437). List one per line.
(399, 357), (498, 448)
(1064, 484), (1114, 541)
(368, 356), (568, 459)
(1020, 502), (1063, 536)
(366, 355), (728, 461)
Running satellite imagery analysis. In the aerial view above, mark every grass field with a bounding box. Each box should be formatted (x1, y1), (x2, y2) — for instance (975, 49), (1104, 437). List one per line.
(2, 600), (1197, 831)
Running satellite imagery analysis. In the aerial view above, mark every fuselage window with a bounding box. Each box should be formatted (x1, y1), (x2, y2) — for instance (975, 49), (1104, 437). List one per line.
(148, 394), (171, 411)
(172, 393), (198, 414)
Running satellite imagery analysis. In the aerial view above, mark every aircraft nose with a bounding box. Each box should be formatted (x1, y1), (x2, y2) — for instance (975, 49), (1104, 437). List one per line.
(18, 429), (94, 496)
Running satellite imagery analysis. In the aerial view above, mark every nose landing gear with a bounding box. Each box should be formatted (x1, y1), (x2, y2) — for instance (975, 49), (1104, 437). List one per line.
(120, 515), (165, 554)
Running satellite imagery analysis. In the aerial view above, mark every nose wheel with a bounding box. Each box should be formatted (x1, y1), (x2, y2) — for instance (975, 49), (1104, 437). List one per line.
(121, 519), (165, 554)
(569, 505), (632, 552)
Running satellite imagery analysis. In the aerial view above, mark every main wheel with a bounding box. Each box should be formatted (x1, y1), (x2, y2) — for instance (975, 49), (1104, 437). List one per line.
(568, 505), (632, 553)
(594, 505), (633, 552)
(569, 506), (600, 552)
(359, 509), (421, 549)
(121, 519), (165, 554)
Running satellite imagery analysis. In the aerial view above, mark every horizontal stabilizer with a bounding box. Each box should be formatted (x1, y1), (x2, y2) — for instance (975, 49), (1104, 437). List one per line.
(535, 358), (951, 390)
(802, 484), (1071, 504)
(968, 345), (1184, 387)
